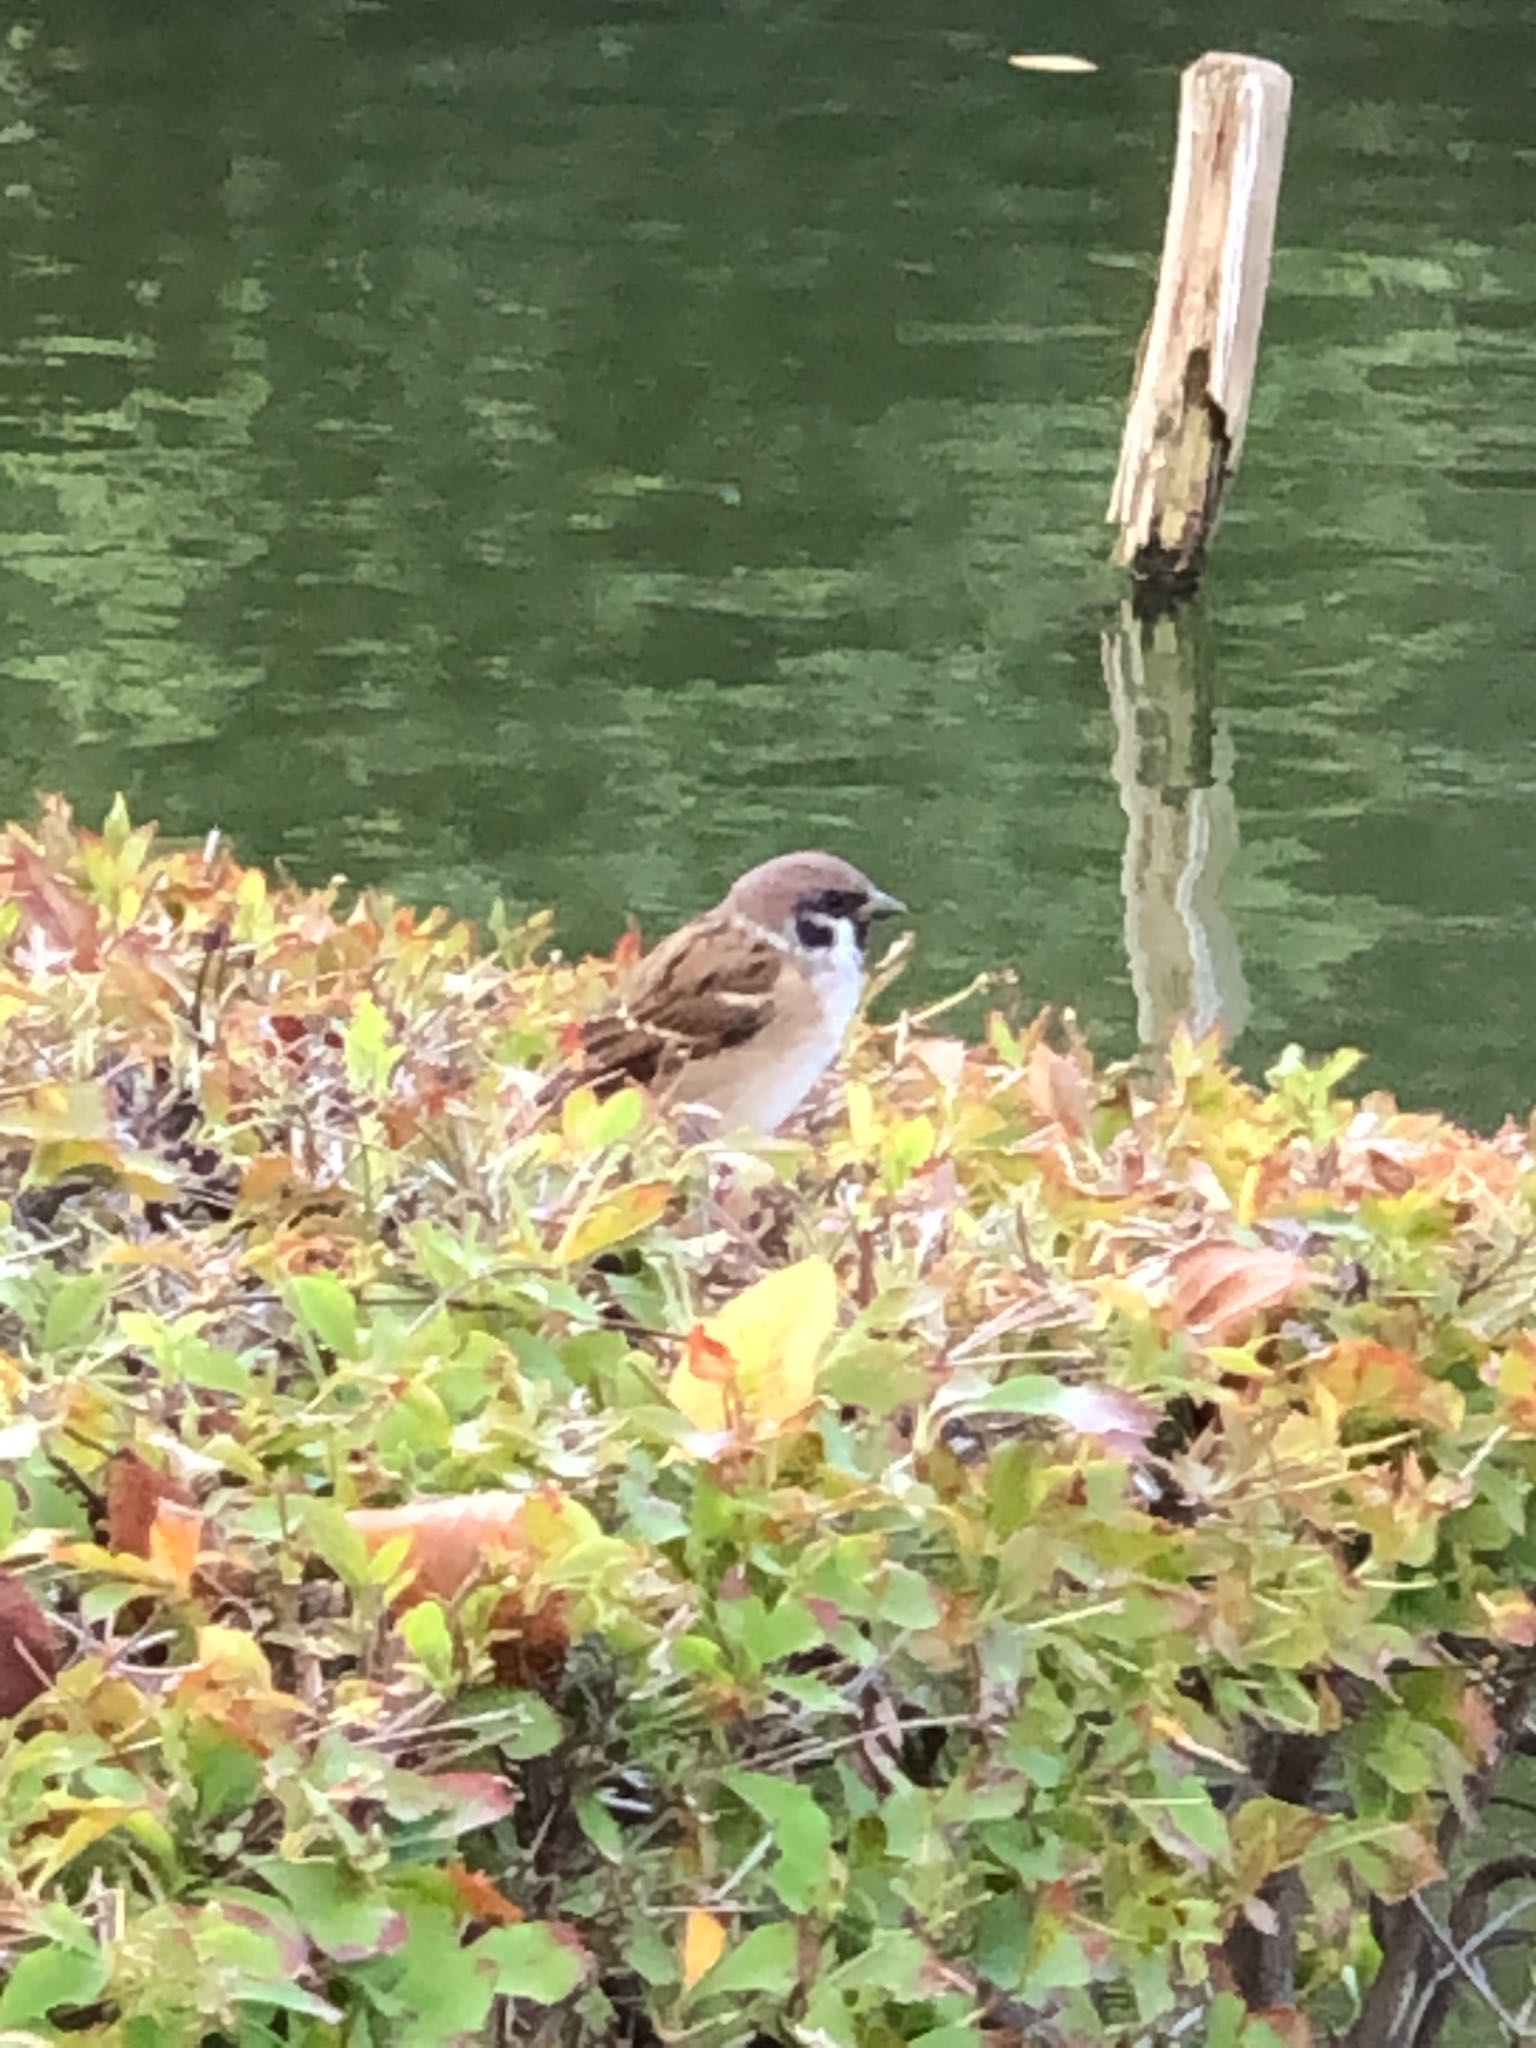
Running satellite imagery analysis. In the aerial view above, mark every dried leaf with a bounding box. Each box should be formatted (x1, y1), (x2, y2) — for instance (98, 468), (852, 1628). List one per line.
(908, 1036), (968, 1091)
(2, 837), (101, 966)
(172, 1625), (302, 1751)
(1024, 1042), (1093, 1136)
(105, 1451), (195, 1559)
(1168, 1239), (1315, 1343)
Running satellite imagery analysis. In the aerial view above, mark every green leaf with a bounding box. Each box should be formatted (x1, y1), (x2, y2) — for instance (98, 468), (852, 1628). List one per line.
(42, 1272), (111, 1353)
(188, 1724), (263, 1822)
(176, 1336), (254, 1395)
(299, 1499), (374, 1588)
(290, 1273), (360, 1359)
(872, 1564), (942, 1629)
(695, 1920), (797, 1998)
(561, 1085), (643, 1149)
(345, 992), (404, 1097)
(576, 1793), (624, 1861)
(721, 1769), (833, 1912)
(718, 1594), (822, 1671)
(385, 1903), (497, 2043)
(480, 1921), (586, 2003)
(0, 1937), (108, 2025)
(257, 1860), (406, 1961)
(399, 1600), (456, 1690)
(450, 1687), (564, 1759)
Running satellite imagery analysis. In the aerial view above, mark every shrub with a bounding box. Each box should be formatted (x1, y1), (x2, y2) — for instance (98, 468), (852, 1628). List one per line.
(0, 799), (1535, 2047)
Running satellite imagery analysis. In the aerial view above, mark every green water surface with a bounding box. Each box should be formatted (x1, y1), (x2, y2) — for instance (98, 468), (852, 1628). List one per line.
(2, 0), (1534, 1122)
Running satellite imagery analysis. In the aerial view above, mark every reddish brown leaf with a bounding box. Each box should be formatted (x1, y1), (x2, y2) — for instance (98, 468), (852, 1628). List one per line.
(0, 1572), (58, 1718)
(1252, 2009), (1314, 2048)
(1456, 1683), (1500, 1764)
(106, 1451), (195, 1558)
(1168, 1240), (1315, 1344)
(1364, 1147), (1416, 1197)
(415, 1771), (517, 1832)
(1024, 1042), (1093, 1137)
(2, 838), (101, 967)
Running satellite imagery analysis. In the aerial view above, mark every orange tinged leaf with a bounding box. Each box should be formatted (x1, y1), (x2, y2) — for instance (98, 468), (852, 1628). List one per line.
(173, 1625), (302, 1752)
(1168, 1239), (1314, 1344)
(1311, 1340), (1463, 1430)
(683, 1325), (734, 1382)
(348, 1486), (596, 1609)
(669, 1258), (838, 1438)
(682, 1909), (727, 1989)
(148, 1501), (204, 1591)
(444, 1858), (524, 1926)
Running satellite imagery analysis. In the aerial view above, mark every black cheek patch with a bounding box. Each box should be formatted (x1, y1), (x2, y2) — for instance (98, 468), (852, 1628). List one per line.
(796, 912), (836, 950)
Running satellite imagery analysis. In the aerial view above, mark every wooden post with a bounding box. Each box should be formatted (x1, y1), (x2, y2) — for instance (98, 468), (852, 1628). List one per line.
(1107, 52), (1293, 598)
(1103, 600), (1248, 1050)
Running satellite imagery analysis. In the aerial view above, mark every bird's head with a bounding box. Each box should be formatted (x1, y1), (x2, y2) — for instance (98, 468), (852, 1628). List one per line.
(725, 851), (907, 962)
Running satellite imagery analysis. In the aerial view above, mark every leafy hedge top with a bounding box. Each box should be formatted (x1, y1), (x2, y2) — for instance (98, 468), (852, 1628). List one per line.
(1, 798), (1535, 2048)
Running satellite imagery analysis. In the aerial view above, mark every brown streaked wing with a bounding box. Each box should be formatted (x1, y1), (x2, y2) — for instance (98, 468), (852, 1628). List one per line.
(548, 913), (783, 1103)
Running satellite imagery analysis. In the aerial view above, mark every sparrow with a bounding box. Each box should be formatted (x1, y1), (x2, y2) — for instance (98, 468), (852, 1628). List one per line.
(545, 851), (906, 1134)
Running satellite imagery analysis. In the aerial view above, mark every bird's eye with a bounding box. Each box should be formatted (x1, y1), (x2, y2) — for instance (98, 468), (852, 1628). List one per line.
(810, 888), (863, 920)
(796, 912), (836, 950)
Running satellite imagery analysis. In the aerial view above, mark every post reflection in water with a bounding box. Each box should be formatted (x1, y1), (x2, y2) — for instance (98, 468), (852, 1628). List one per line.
(1102, 598), (1248, 1057)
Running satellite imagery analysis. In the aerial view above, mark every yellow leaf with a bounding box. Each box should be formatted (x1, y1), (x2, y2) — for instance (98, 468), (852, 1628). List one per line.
(0, 1082), (111, 1144)
(669, 1258), (838, 1437)
(844, 1079), (877, 1149)
(25, 1797), (143, 1884)
(682, 1908), (728, 1989)
(555, 1179), (672, 1264)
(190, 1624), (275, 1687)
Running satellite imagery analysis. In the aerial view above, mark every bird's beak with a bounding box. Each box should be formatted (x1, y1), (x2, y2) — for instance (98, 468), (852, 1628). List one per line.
(865, 886), (907, 920)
